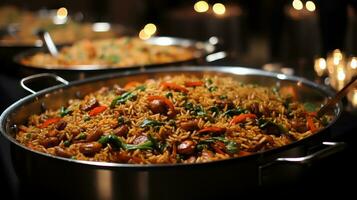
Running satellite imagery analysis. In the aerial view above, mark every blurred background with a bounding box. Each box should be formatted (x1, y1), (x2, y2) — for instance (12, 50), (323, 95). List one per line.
(1, 0), (357, 67)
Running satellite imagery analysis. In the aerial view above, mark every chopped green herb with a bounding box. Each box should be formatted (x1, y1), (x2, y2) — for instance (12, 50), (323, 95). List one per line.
(140, 119), (164, 128)
(206, 78), (213, 85)
(135, 85), (146, 91)
(304, 102), (317, 112)
(165, 92), (173, 98)
(209, 106), (220, 114)
(118, 116), (125, 125)
(225, 140), (239, 154)
(84, 116), (90, 122)
(124, 140), (153, 150)
(25, 133), (32, 139)
(76, 133), (87, 140)
(223, 108), (247, 117)
(110, 91), (137, 108)
(59, 106), (72, 117)
(219, 95), (227, 99)
(63, 140), (71, 147)
(208, 86), (218, 92)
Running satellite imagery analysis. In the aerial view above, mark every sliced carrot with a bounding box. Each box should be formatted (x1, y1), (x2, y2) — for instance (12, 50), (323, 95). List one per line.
(229, 114), (257, 125)
(197, 127), (226, 135)
(160, 82), (189, 93)
(89, 106), (107, 116)
(147, 96), (175, 113)
(280, 86), (298, 100)
(124, 81), (141, 90)
(307, 116), (317, 133)
(184, 81), (204, 87)
(39, 117), (61, 128)
(308, 112), (317, 117)
(238, 151), (252, 157)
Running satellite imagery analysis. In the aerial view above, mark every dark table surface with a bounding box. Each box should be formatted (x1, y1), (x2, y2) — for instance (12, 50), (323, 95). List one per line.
(0, 58), (357, 199)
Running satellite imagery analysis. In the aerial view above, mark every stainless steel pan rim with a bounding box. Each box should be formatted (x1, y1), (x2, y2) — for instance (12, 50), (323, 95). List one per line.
(13, 36), (216, 71)
(0, 66), (342, 169)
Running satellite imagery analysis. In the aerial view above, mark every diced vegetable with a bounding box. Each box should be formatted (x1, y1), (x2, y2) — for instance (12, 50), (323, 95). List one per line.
(165, 92), (173, 98)
(199, 137), (239, 154)
(258, 118), (288, 135)
(140, 119), (164, 128)
(124, 140), (154, 150)
(304, 102), (318, 112)
(160, 82), (188, 93)
(89, 106), (107, 116)
(63, 140), (71, 147)
(184, 81), (204, 87)
(307, 116), (317, 133)
(208, 86), (218, 92)
(223, 108), (247, 117)
(59, 106), (72, 117)
(230, 114), (257, 125)
(219, 95), (227, 99)
(110, 91), (137, 108)
(124, 81), (141, 90)
(76, 133), (87, 140)
(39, 117), (61, 128)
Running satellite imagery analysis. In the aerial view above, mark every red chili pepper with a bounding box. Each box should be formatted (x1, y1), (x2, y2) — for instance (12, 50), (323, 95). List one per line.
(184, 81), (204, 87)
(39, 117), (61, 128)
(89, 106), (107, 116)
(307, 116), (317, 133)
(124, 81), (141, 90)
(197, 127), (226, 135)
(160, 82), (189, 93)
(147, 96), (175, 113)
(229, 114), (257, 125)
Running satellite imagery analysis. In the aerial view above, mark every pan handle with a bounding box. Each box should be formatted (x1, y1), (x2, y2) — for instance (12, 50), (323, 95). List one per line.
(274, 141), (345, 164)
(20, 73), (69, 94)
(258, 141), (345, 185)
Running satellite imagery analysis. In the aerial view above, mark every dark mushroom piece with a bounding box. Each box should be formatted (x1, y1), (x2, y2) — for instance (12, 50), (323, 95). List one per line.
(148, 99), (168, 115)
(177, 140), (196, 155)
(79, 142), (102, 156)
(40, 137), (60, 148)
(113, 125), (129, 137)
(291, 119), (309, 133)
(86, 129), (103, 142)
(180, 120), (199, 131)
(54, 147), (73, 158)
(55, 120), (67, 131)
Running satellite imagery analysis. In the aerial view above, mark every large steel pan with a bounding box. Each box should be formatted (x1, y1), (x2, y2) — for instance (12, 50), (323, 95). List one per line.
(0, 66), (344, 200)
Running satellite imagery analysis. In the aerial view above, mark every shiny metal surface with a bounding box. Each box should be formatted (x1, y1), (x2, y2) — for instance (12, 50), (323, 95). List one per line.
(0, 66), (343, 199)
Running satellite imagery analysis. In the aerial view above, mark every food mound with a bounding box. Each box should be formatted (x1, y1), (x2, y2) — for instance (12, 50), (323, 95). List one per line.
(20, 37), (196, 68)
(16, 75), (328, 164)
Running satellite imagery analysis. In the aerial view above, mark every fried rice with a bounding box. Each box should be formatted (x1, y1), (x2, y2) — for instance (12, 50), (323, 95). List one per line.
(16, 75), (329, 164)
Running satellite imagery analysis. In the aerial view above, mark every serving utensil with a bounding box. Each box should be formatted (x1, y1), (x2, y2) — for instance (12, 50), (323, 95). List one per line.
(36, 29), (58, 56)
(317, 76), (357, 117)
